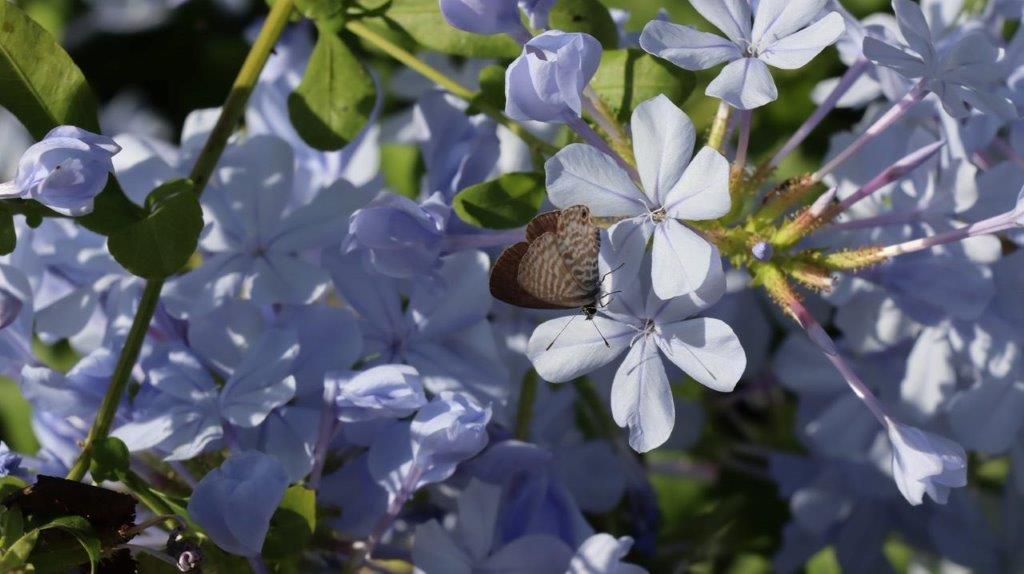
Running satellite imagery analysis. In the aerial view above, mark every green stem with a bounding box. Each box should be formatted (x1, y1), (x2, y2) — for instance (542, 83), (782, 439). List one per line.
(65, 0), (297, 482)
(120, 469), (177, 523)
(345, 20), (559, 157)
(188, 0), (296, 195)
(514, 371), (538, 441)
(707, 101), (732, 153)
(66, 279), (162, 481)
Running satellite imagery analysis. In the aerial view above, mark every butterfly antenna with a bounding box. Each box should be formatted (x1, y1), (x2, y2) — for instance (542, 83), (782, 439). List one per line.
(591, 318), (611, 348)
(547, 315), (579, 351)
(599, 262), (626, 284)
(599, 289), (622, 308)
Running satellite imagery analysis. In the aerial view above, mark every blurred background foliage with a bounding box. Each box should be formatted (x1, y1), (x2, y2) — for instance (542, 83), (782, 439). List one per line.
(3, 0), (894, 572)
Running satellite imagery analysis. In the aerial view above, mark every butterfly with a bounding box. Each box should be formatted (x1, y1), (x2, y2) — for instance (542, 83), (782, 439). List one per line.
(490, 205), (616, 348)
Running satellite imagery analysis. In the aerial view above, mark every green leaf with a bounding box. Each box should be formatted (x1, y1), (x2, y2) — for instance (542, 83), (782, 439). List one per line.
(0, 527), (38, 571)
(27, 515), (99, 572)
(374, 0), (521, 58)
(288, 30), (376, 151)
(107, 179), (203, 279)
(590, 49), (697, 123)
(381, 143), (424, 200)
(261, 486), (316, 560)
(453, 172), (546, 229)
(295, 0), (345, 20)
(0, 2), (99, 140)
(0, 477), (27, 501)
(548, 0), (619, 49)
(468, 64), (506, 113)
(77, 179), (146, 237)
(88, 437), (130, 483)
(0, 507), (24, 549)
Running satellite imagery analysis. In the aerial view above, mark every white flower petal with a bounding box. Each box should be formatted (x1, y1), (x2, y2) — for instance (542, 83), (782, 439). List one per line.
(544, 143), (647, 216)
(663, 147), (731, 220)
(527, 316), (632, 383)
(655, 318), (745, 392)
(631, 95), (696, 206)
(611, 337), (674, 453)
(759, 12), (845, 70)
(639, 21), (742, 71)
(651, 219), (715, 300)
(705, 57), (779, 110)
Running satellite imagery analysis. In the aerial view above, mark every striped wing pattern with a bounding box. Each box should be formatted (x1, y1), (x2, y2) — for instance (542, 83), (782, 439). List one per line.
(555, 205), (601, 292)
(489, 205), (602, 310)
(518, 233), (595, 307)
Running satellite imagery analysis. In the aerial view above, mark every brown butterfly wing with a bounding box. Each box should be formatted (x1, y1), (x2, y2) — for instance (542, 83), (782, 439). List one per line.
(526, 210), (561, 242)
(518, 233), (596, 307)
(490, 241), (574, 309)
(555, 205), (601, 294)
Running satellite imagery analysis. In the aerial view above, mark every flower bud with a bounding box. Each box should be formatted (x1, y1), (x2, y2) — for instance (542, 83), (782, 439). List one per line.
(342, 192), (450, 279)
(439, 0), (524, 37)
(0, 126), (120, 216)
(330, 364), (427, 422)
(505, 31), (602, 123)
(411, 391), (491, 469)
(887, 422), (967, 505)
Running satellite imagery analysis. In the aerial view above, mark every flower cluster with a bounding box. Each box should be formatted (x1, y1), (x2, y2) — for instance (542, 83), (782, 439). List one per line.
(2, 0), (1024, 571)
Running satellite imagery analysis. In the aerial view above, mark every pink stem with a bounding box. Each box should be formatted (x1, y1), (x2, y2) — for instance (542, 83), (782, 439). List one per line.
(771, 59), (870, 169)
(813, 80), (928, 183)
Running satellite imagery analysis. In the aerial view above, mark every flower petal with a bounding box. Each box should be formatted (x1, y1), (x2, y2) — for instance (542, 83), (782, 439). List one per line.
(759, 12), (845, 70)
(705, 57), (779, 110)
(527, 316), (632, 383)
(545, 143), (647, 215)
(639, 21), (741, 71)
(655, 317), (745, 392)
(650, 219), (716, 300)
(610, 336), (674, 453)
(663, 147), (731, 220)
(631, 95), (696, 206)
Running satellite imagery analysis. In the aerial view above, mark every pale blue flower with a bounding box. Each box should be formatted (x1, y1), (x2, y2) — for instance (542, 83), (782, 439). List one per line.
(505, 31), (602, 123)
(440, 0), (526, 38)
(0, 442), (22, 478)
(330, 364), (427, 423)
(888, 421), (967, 505)
(342, 191), (450, 279)
(187, 451), (289, 557)
(545, 94), (730, 300)
(527, 248), (745, 453)
(864, 0), (1016, 118)
(0, 126), (120, 216)
(641, 0), (845, 109)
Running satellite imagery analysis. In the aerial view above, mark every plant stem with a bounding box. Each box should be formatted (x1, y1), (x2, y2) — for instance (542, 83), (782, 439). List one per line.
(345, 20), (559, 156)
(514, 371), (538, 441)
(768, 59), (869, 170)
(66, 279), (162, 481)
(66, 0), (297, 482)
(188, 0), (296, 195)
(707, 101), (732, 153)
(812, 80), (927, 183)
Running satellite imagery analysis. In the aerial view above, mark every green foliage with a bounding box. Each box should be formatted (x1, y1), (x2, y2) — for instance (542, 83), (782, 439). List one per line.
(591, 49), (697, 122)
(108, 179), (203, 279)
(88, 437), (130, 483)
(0, 378), (38, 454)
(0, 2), (99, 140)
(549, 0), (619, 49)
(262, 486), (316, 560)
(468, 64), (507, 113)
(453, 172), (546, 229)
(295, 0), (345, 21)
(0, 514), (101, 573)
(0, 477), (27, 501)
(381, 143), (424, 200)
(288, 28), (376, 151)
(374, 0), (521, 58)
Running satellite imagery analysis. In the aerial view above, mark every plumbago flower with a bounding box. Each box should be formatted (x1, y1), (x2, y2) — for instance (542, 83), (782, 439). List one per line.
(864, 0), (1016, 118)
(0, 126), (120, 216)
(505, 31), (602, 123)
(546, 94), (730, 300)
(528, 236), (745, 453)
(640, 0), (845, 109)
